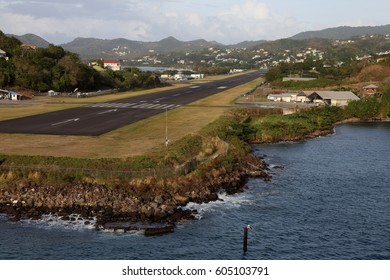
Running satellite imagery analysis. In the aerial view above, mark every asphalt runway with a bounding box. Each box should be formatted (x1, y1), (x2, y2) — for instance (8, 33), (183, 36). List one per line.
(0, 71), (262, 136)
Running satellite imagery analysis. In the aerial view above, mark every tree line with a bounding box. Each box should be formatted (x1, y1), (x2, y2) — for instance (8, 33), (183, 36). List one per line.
(0, 31), (161, 93)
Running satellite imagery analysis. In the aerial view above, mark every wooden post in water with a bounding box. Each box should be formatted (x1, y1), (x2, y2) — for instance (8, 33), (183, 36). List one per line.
(243, 225), (251, 253)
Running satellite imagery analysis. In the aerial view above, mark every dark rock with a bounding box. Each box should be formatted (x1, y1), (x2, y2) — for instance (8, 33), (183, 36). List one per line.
(8, 214), (21, 222)
(144, 225), (174, 236)
(273, 165), (284, 170)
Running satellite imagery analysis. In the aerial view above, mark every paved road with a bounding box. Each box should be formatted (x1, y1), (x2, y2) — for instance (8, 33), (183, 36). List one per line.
(0, 71), (262, 136)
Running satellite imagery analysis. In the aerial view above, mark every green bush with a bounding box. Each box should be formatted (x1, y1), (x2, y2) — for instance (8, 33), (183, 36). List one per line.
(346, 97), (381, 119)
(281, 78), (340, 90)
(250, 106), (345, 142)
(164, 134), (203, 164)
(125, 156), (158, 170)
(200, 115), (244, 140)
(380, 84), (390, 117)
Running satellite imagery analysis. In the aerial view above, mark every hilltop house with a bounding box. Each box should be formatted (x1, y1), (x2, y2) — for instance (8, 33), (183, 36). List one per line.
(362, 84), (379, 96)
(103, 60), (121, 71)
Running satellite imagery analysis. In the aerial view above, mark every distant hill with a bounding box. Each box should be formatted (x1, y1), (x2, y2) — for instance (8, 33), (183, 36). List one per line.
(7, 33), (51, 48)
(291, 24), (390, 40)
(229, 40), (267, 49)
(60, 36), (222, 60)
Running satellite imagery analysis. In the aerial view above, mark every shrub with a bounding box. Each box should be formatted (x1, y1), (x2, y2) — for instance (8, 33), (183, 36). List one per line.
(346, 97), (381, 119)
(164, 134), (203, 165)
(250, 106), (345, 142)
(380, 84), (390, 118)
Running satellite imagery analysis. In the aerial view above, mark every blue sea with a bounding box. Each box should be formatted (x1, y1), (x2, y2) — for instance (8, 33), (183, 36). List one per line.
(0, 122), (389, 260)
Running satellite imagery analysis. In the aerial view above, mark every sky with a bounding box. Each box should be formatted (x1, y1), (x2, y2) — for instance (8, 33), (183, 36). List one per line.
(0, 0), (389, 45)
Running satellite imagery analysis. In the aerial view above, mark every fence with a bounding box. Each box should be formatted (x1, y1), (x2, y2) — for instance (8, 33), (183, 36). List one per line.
(0, 164), (177, 181)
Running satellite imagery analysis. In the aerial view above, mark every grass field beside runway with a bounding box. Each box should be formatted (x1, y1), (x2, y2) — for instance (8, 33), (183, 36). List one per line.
(0, 74), (262, 158)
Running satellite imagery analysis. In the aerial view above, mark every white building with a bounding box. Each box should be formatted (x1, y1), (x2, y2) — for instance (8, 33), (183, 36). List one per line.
(190, 74), (205, 79)
(268, 91), (359, 106)
(306, 91), (360, 106)
(103, 60), (121, 71)
(174, 74), (187, 80)
(267, 93), (295, 102)
(0, 49), (9, 60)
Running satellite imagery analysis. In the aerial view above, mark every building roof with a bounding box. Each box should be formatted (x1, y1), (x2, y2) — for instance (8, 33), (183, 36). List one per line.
(268, 93), (295, 98)
(103, 60), (120, 64)
(282, 77), (317, 82)
(307, 91), (360, 101)
(363, 84), (379, 89)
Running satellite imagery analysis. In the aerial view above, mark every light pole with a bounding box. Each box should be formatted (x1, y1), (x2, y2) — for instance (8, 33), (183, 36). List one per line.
(165, 108), (170, 147)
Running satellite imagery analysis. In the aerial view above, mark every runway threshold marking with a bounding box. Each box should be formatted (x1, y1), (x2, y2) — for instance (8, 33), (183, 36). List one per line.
(88, 102), (181, 110)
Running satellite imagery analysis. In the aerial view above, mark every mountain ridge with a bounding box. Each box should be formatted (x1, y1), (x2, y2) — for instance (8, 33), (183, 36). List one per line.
(290, 24), (390, 40)
(6, 24), (390, 60)
(7, 33), (51, 48)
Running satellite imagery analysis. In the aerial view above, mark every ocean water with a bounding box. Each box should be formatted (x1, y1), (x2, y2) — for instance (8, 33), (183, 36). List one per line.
(0, 122), (389, 260)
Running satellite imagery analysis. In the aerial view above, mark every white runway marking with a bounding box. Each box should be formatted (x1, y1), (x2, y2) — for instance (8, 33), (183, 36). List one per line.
(89, 102), (181, 110)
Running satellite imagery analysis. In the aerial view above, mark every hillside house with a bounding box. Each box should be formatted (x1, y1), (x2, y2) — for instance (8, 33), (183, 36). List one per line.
(103, 60), (121, 71)
(306, 91), (360, 106)
(0, 49), (9, 60)
(362, 84), (379, 96)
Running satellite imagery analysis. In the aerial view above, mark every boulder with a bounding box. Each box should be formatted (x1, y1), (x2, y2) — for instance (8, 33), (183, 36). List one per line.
(173, 194), (189, 204)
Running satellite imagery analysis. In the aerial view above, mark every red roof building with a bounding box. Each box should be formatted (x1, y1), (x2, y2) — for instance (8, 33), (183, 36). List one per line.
(103, 60), (121, 71)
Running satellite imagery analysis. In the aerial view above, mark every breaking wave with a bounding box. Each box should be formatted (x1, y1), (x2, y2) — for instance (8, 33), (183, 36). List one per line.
(183, 191), (255, 220)
(17, 214), (96, 232)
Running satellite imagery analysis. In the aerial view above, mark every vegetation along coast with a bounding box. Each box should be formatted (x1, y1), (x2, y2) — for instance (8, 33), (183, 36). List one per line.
(1, 99), (389, 234)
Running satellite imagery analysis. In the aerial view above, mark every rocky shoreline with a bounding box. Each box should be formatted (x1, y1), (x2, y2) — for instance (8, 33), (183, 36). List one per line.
(0, 153), (270, 235)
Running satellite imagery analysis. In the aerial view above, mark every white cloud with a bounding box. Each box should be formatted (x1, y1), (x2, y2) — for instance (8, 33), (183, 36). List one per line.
(186, 13), (203, 27)
(0, 10), (151, 43)
(164, 11), (178, 18)
(2, 0), (387, 45)
(222, 0), (269, 21)
(0, 0), (300, 44)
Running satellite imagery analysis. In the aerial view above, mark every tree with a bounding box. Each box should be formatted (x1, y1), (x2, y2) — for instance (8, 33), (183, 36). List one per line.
(0, 59), (15, 88)
(346, 97), (381, 119)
